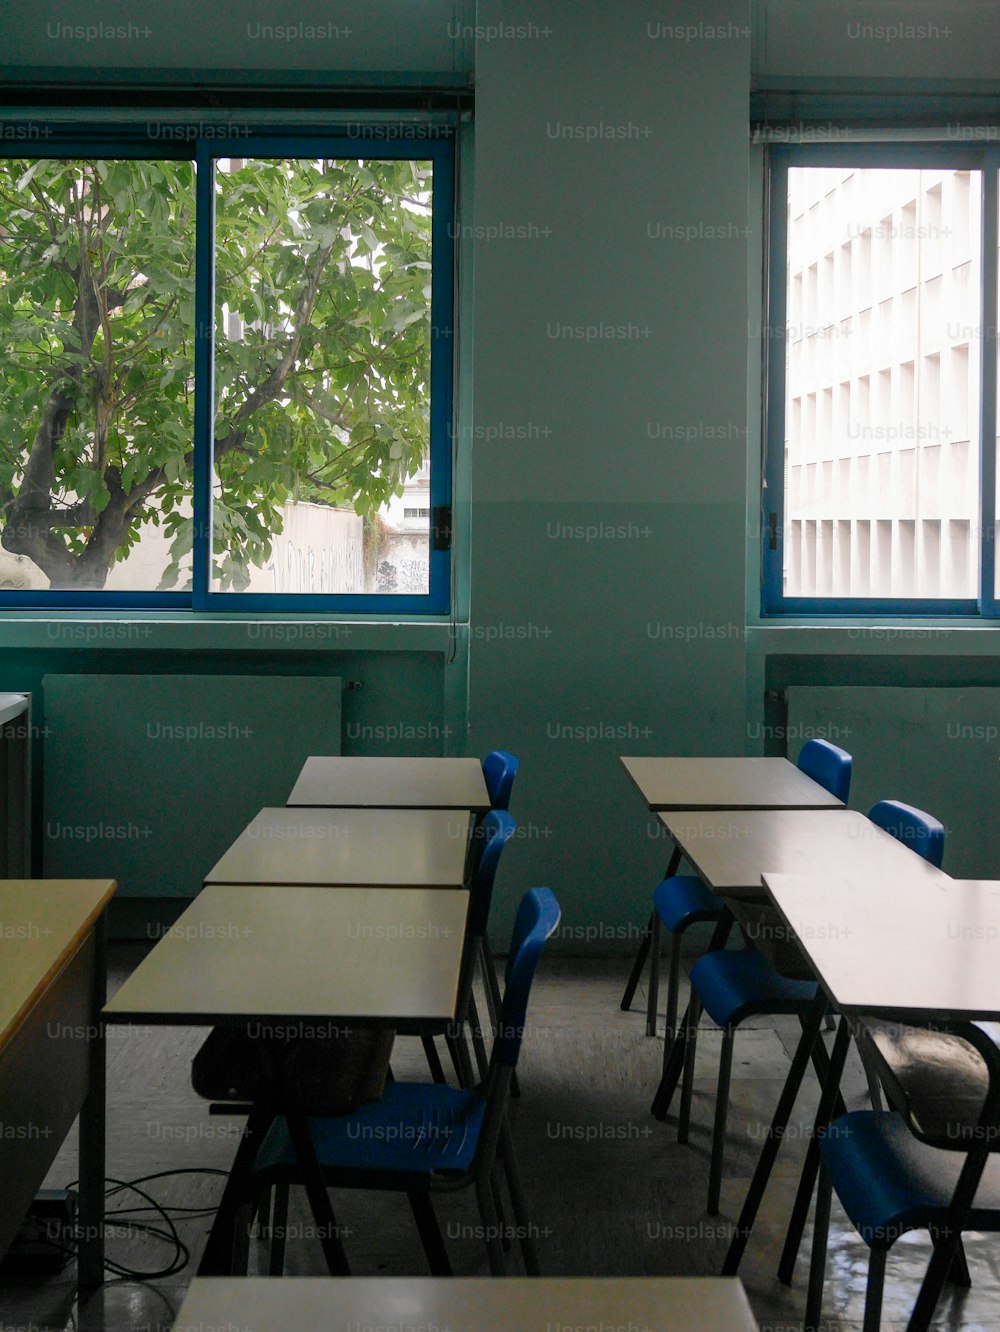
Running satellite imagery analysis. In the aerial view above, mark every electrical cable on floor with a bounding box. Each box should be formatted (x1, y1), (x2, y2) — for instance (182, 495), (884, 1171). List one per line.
(45, 1167), (231, 1280)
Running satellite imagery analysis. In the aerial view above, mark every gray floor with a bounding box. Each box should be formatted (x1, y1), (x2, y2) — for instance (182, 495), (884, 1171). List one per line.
(2, 951), (999, 1330)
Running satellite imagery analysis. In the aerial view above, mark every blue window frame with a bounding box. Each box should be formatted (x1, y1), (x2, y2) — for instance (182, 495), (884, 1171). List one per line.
(762, 143), (999, 617)
(0, 128), (454, 612)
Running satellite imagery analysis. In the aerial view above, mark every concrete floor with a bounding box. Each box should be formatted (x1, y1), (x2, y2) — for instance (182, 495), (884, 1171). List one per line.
(2, 951), (999, 1330)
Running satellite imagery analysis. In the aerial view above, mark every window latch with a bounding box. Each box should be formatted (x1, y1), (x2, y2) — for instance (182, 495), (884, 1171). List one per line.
(768, 512), (778, 551)
(432, 505), (452, 551)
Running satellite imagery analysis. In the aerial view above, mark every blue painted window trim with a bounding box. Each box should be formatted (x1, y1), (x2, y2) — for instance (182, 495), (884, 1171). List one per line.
(762, 142), (1000, 619)
(0, 127), (455, 614)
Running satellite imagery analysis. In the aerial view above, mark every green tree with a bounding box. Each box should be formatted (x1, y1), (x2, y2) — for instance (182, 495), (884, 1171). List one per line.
(0, 154), (432, 591)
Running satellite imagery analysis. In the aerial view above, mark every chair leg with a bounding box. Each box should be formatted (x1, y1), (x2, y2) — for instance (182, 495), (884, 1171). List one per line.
(722, 988), (828, 1277)
(268, 1182), (289, 1276)
(421, 1035), (448, 1083)
(863, 1246), (887, 1332)
(446, 1027), (476, 1089)
(230, 1199), (253, 1275)
(621, 911), (653, 1013)
(646, 912), (661, 1038)
(935, 1232), (972, 1289)
(665, 931), (683, 1038)
(499, 1119), (541, 1275)
(467, 991), (491, 1083)
(407, 1192), (452, 1275)
(708, 1029), (734, 1216)
(804, 1163), (832, 1332)
(474, 1175), (507, 1274)
(480, 937), (500, 1030)
(677, 994), (701, 1145)
(480, 940), (520, 1097)
(283, 1111), (350, 1276)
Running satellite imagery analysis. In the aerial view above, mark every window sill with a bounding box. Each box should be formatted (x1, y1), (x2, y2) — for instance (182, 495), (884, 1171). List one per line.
(747, 621), (1000, 656)
(0, 612), (461, 653)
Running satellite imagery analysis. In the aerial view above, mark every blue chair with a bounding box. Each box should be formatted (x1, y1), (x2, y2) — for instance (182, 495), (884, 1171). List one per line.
(807, 1021), (1000, 1332)
(482, 749), (519, 812)
(681, 798), (942, 1216)
(477, 750), (521, 1060)
(865, 799), (944, 868)
(633, 739), (853, 1042)
(415, 809), (517, 1087)
(244, 887), (561, 1276)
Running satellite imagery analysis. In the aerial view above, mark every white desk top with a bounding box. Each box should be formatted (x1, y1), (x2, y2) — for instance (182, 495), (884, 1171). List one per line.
(0, 693), (28, 727)
(288, 755), (491, 811)
(0, 879), (116, 1053)
(104, 884), (468, 1027)
(621, 755), (843, 811)
(660, 808), (948, 900)
(764, 872), (1000, 1022)
(205, 807), (471, 888)
(172, 1276), (759, 1332)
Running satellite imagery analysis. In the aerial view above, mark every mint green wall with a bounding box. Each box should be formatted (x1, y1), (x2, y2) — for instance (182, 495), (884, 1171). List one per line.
(2, 0), (999, 945)
(0, 0), (473, 74)
(467, 1), (752, 946)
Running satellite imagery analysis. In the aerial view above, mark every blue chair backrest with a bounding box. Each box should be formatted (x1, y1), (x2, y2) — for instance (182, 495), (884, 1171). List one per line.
(868, 799), (945, 868)
(797, 737), (853, 803)
(482, 749), (519, 811)
(494, 887), (561, 1068)
(467, 809), (516, 939)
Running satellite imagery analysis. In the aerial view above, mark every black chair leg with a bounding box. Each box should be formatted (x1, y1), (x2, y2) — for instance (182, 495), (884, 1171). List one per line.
(407, 1192), (452, 1275)
(421, 1035), (448, 1083)
(722, 989), (827, 1276)
(777, 1014), (852, 1285)
(622, 846), (683, 1015)
(935, 1233), (972, 1289)
(621, 911), (654, 1012)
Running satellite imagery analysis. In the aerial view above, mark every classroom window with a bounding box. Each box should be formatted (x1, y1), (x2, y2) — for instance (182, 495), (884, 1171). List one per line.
(762, 146), (999, 615)
(0, 132), (454, 611)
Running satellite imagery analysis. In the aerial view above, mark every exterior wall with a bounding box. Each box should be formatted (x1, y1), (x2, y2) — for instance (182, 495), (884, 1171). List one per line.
(783, 166), (981, 599)
(0, 502), (365, 596)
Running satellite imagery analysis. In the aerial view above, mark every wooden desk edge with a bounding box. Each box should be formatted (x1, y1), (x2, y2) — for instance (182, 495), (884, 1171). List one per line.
(0, 879), (117, 1054)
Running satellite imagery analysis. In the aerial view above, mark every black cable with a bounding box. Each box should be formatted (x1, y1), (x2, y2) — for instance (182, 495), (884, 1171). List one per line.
(57, 1167), (230, 1280)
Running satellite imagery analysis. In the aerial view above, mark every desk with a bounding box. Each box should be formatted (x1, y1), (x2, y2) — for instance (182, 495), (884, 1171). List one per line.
(105, 884), (468, 1028)
(105, 884), (469, 1275)
(0, 879), (116, 1285)
(660, 808), (947, 903)
(620, 757), (844, 1034)
(651, 811), (949, 1116)
(622, 755), (845, 811)
(204, 807), (471, 889)
(288, 755), (491, 812)
(172, 1275), (760, 1332)
(761, 872), (1000, 1332)
(764, 874), (1000, 1021)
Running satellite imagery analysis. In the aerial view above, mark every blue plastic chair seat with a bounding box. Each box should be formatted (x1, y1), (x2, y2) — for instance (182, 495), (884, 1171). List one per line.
(822, 1111), (1000, 1247)
(254, 1080), (486, 1182)
(653, 875), (725, 934)
(690, 948), (818, 1029)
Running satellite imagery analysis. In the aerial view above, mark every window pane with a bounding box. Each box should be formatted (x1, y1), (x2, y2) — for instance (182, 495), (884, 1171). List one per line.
(0, 159), (196, 592)
(212, 156), (433, 596)
(782, 167), (981, 600)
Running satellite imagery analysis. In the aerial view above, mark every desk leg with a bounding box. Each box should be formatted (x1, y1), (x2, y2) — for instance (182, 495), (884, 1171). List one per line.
(651, 909), (732, 1121)
(777, 1014), (850, 1285)
(621, 845), (682, 1016)
(77, 912), (106, 1288)
(721, 988), (826, 1276)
